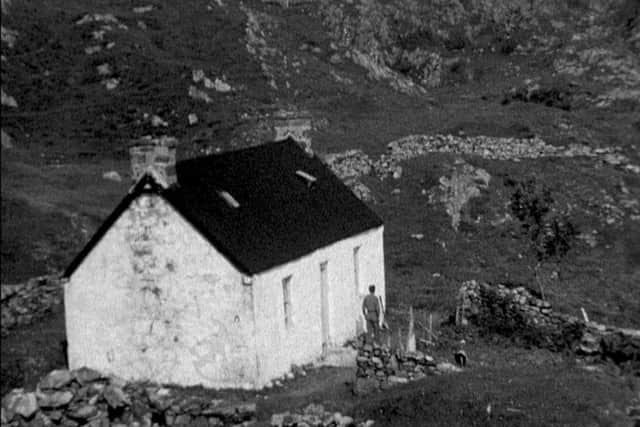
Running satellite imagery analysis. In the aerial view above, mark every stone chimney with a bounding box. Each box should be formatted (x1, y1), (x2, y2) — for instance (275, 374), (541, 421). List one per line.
(273, 109), (313, 156)
(129, 136), (178, 188)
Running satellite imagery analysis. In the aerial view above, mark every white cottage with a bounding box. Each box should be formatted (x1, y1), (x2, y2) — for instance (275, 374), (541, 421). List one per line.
(63, 137), (385, 389)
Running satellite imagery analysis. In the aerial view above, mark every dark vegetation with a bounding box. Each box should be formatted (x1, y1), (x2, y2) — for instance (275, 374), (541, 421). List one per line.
(506, 177), (578, 261)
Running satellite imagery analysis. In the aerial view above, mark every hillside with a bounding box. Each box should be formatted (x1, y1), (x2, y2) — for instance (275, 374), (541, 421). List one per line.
(1, 0), (639, 424)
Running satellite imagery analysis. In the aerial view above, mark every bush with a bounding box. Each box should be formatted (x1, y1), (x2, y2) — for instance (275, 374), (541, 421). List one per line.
(506, 178), (577, 260)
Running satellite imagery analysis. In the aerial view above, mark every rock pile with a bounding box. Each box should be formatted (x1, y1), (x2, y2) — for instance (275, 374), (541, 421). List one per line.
(1, 275), (64, 336)
(1, 368), (257, 426)
(353, 340), (443, 395)
(324, 150), (373, 180)
(270, 403), (369, 427)
(456, 281), (640, 370)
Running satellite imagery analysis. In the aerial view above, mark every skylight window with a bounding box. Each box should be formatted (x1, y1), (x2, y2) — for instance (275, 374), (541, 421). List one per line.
(217, 190), (240, 209)
(295, 170), (317, 187)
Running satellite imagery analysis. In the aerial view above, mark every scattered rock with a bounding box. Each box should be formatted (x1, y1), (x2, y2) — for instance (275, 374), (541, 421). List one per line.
(102, 78), (120, 90)
(84, 45), (102, 55)
(1, 25), (18, 48)
(1, 88), (18, 108)
(188, 113), (199, 125)
(212, 78), (232, 92)
(329, 53), (342, 64)
(102, 171), (122, 182)
(150, 115), (168, 127)
(133, 5), (153, 13)
(76, 13), (119, 26)
(189, 85), (212, 103)
(96, 63), (111, 76)
(435, 362), (462, 374)
(1, 128), (14, 149)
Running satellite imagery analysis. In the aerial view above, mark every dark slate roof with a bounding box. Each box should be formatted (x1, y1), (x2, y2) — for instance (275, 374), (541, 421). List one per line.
(64, 139), (383, 277)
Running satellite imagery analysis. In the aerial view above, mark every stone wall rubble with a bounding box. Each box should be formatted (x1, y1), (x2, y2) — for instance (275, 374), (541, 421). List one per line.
(456, 281), (640, 370)
(351, 338), (460, 396)
(1, 368), (373, 427)
(1, 368), (257, 426)
(1, 275), (64, 336)
(270, 403), (371, 427)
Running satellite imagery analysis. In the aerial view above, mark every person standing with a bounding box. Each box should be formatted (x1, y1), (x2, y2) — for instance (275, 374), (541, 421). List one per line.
(362, 285), (381, 343)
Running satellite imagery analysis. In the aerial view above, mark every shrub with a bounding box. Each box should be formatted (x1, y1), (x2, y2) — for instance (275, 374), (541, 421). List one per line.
(506, 178), (577, 260)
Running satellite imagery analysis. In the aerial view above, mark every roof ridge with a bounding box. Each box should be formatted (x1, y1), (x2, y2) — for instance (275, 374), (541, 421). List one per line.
(176, 138), (300, 166)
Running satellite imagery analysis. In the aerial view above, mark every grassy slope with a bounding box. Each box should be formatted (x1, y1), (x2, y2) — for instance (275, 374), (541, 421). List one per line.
(1, 0), (639, 423)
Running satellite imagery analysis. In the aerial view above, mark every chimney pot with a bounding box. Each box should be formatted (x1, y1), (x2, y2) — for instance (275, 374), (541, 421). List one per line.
(130, 136), (178, 188)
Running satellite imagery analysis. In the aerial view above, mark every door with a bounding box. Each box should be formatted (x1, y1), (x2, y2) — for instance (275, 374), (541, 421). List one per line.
(320, 261), (329, 349)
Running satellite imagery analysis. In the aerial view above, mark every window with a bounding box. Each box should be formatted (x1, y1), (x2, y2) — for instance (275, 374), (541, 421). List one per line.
(282, 275), (292, 328)
(353, 246), (361, 295)
(217, 190), (240, 208)
(295, 170), (317, 188)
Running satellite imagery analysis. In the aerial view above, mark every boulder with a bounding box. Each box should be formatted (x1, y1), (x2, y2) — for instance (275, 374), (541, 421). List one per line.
(102, 171), (122, 182)
(36, 390), (74, 408)
(146, 387), (173, 411)
(435, 362), (462, 374)
(102, 385), (129, 408)
(2, 389), (38, 419)
(67, 404), (98, 421)
(72, 367), (103, 385)
(38, 370), (73, 390)
(1, 129), (13, 149)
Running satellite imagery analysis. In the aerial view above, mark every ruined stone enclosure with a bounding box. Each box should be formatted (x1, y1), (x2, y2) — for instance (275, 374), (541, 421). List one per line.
(456, 281), (640, 370)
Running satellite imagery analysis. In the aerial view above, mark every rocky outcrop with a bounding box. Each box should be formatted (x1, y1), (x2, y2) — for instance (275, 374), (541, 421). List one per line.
(436, 160), (491, 231)
(456, 281), (640, 371)
(1, 368), (257, 426)
(1, 275), (64, 336)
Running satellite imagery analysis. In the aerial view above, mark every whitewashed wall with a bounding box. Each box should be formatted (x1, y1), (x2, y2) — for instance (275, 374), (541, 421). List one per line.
(65, 195), (258, 389)
(251, 226), (385, 386)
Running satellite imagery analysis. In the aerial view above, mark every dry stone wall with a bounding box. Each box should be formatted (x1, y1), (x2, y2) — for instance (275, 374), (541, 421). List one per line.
(1, 368), (373, 427)
(1, 275), (64, 336)
(351, 338), (460, 395)
(1, 368), (257, 427)
(323, 133), (640, 203)
(456, 281), (640, 371)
